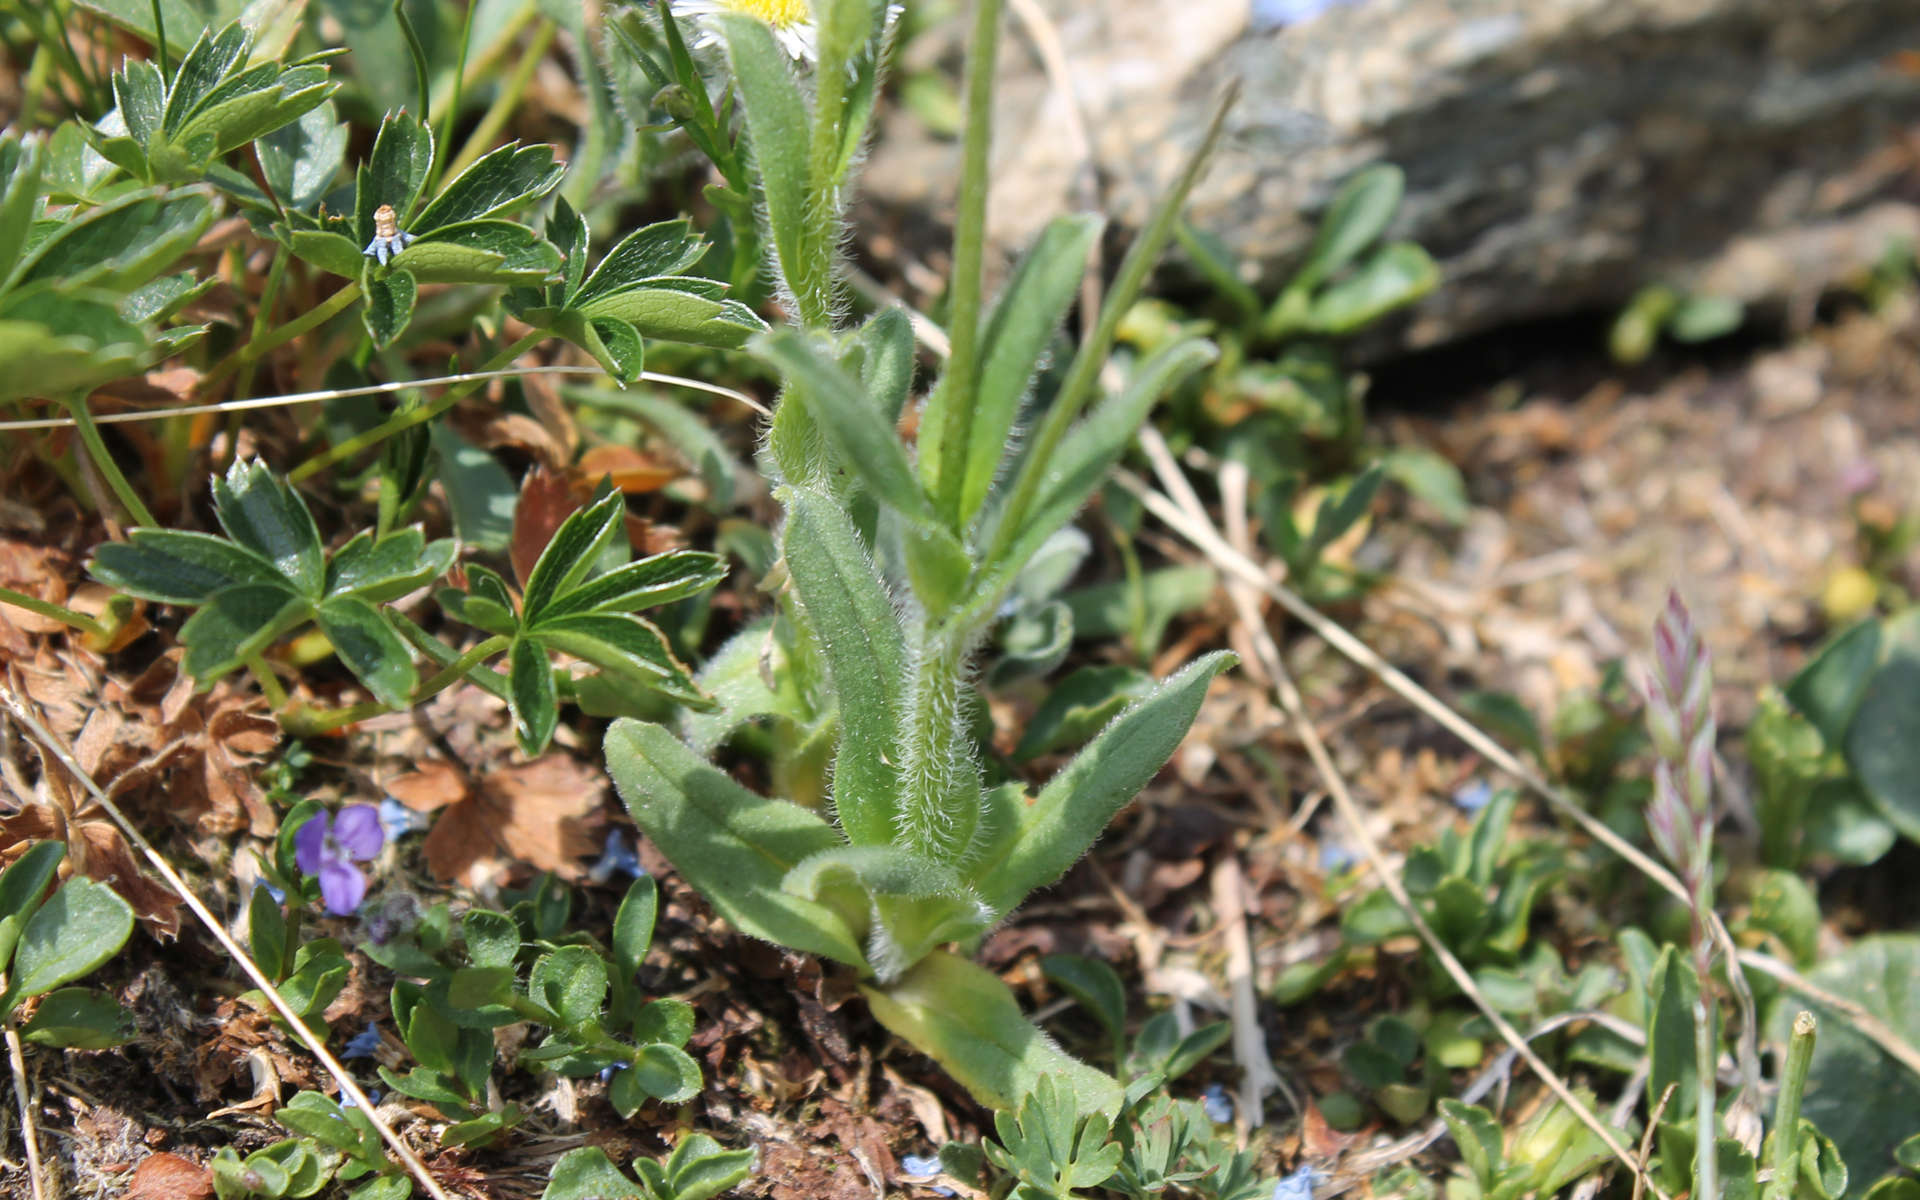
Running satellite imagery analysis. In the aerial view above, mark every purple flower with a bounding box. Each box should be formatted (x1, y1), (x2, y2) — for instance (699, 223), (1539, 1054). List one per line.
(1203, 1082), (1235, 1123)
(1274, 1163), (1327, 1200)
(296, 806), (385, 915)
(588, 828), (645, 885)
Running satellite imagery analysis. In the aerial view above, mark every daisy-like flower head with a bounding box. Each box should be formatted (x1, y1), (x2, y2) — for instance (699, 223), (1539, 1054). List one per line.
(671, 0), (819, 61)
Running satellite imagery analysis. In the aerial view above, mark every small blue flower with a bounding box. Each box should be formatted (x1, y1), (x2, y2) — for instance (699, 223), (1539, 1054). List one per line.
(340, 1088), (382, 1110)
(342, 1022), (383, 1060)
(379, 795), (431, 841)
(599, 1060), (631, 1084)
(1452, 780), (1493, 813)
(901, 1155), (942, 1177)
(1203, 1082), (1234, 1123)
(1318, 841), (1357, 873)
(1273, 1163), (1327, 1200)
(588, 828), (645, 885)
(1252, 0), (1362, 31)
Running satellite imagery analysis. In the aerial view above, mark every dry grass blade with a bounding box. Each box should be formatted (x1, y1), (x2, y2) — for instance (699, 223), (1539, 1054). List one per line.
(0, 685), (458, 1200)
(5, 1018), (48, 1200)
(1131, 429), (1668, 1199)
(1111, 462), (1766, 1106)
(0, 366), (767, 433)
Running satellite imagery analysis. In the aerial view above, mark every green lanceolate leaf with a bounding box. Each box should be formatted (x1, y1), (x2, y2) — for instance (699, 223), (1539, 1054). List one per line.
(604, 720), (868, 969)
(573, 219), (709, 303)
(324, 529), (457, 603)
(1290, 163), (1404, 294)
(510, 634), (560, 757)
(781, 486), (905, 847)
(756, 330), (936, 525)
(955, 213), (1103, 525)
(534, 613), (708, 707)
(714, 14), (816, 316)
(13, 188), (216, 294)
(540, 550), (726, 619)
(178, 582), (309, 679)
(1040, 953), (1129, 1057)
(784, 845), (993, 980)
(412, 143), (564, 234)
(572, 284), (765, 350)
(861, 949), (1123, 1114)
(982, 338), (1218, 586)
(612, 875), (658, 981)
(90, 528), (282, 603)
(362, 264), (417, 346)
(522, 490), (625, 619)
(315, 595), (417, 709)
(1304, 241), (1438, 335)
(857, 306), (917, 422)
(979, 652), (1235, 918)
(393, 220), (563, 285)
(0, 133), (45, 289)
(355, 109), (435, 241)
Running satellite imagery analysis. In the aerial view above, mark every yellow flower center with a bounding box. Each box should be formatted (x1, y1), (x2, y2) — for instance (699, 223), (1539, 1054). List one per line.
(725, 0), (811, 28)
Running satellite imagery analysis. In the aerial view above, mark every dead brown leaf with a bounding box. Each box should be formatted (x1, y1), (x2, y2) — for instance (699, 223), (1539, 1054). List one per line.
(575, 444), (678, 496)
(511, 465), (581, 590)
(390, 755), (606, 888)
(125, 1151), (213, 1200)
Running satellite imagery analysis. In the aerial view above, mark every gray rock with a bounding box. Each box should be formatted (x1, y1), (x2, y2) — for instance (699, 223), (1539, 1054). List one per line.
(861, 0), (1920, 350)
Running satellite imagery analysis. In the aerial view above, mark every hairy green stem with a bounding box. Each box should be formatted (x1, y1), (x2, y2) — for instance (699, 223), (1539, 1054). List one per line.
(924, 0), (1005, 524)
(64, 392), (156, 527)
(795, 15), (857, 327)
(0, 587), (108, 637)
(1764, 1011), (1816, 1200)
(289, 332), (544, 483)
(982, 84), (1238, 573)
(895, 625), (979, 861)
(440, 20), (555, 186)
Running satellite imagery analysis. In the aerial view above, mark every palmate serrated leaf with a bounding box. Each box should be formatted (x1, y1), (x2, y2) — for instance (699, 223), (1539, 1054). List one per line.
(173, 62), (339, 168)
(573, 218), (709, 303)
(90, 528), (280, 603)
(412, 143), (563, 234)
(605, 720), (868, 969)
(393, 219), (564, 285)
(179, 582), (309, 679)
(212, 458), (326, 595)
(546, 195), (590, 304)
(978, 652), (1236, 918)
(287, 228), (365, 277)
(160, 23), (251, 135)
(862, 950), (1124, 1115)
(781, 486), (904, 846)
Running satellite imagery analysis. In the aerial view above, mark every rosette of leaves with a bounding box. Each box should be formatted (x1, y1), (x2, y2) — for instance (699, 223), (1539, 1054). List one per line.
(0, 129), (217, 400)
(89, 458), (456, 708)
(543, 1135), (755, 1200)
(505, 198), (767, 383)
(276, 110), (565, 346)
(439, 487), (724, 756)
(86, 21), (340, 186)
